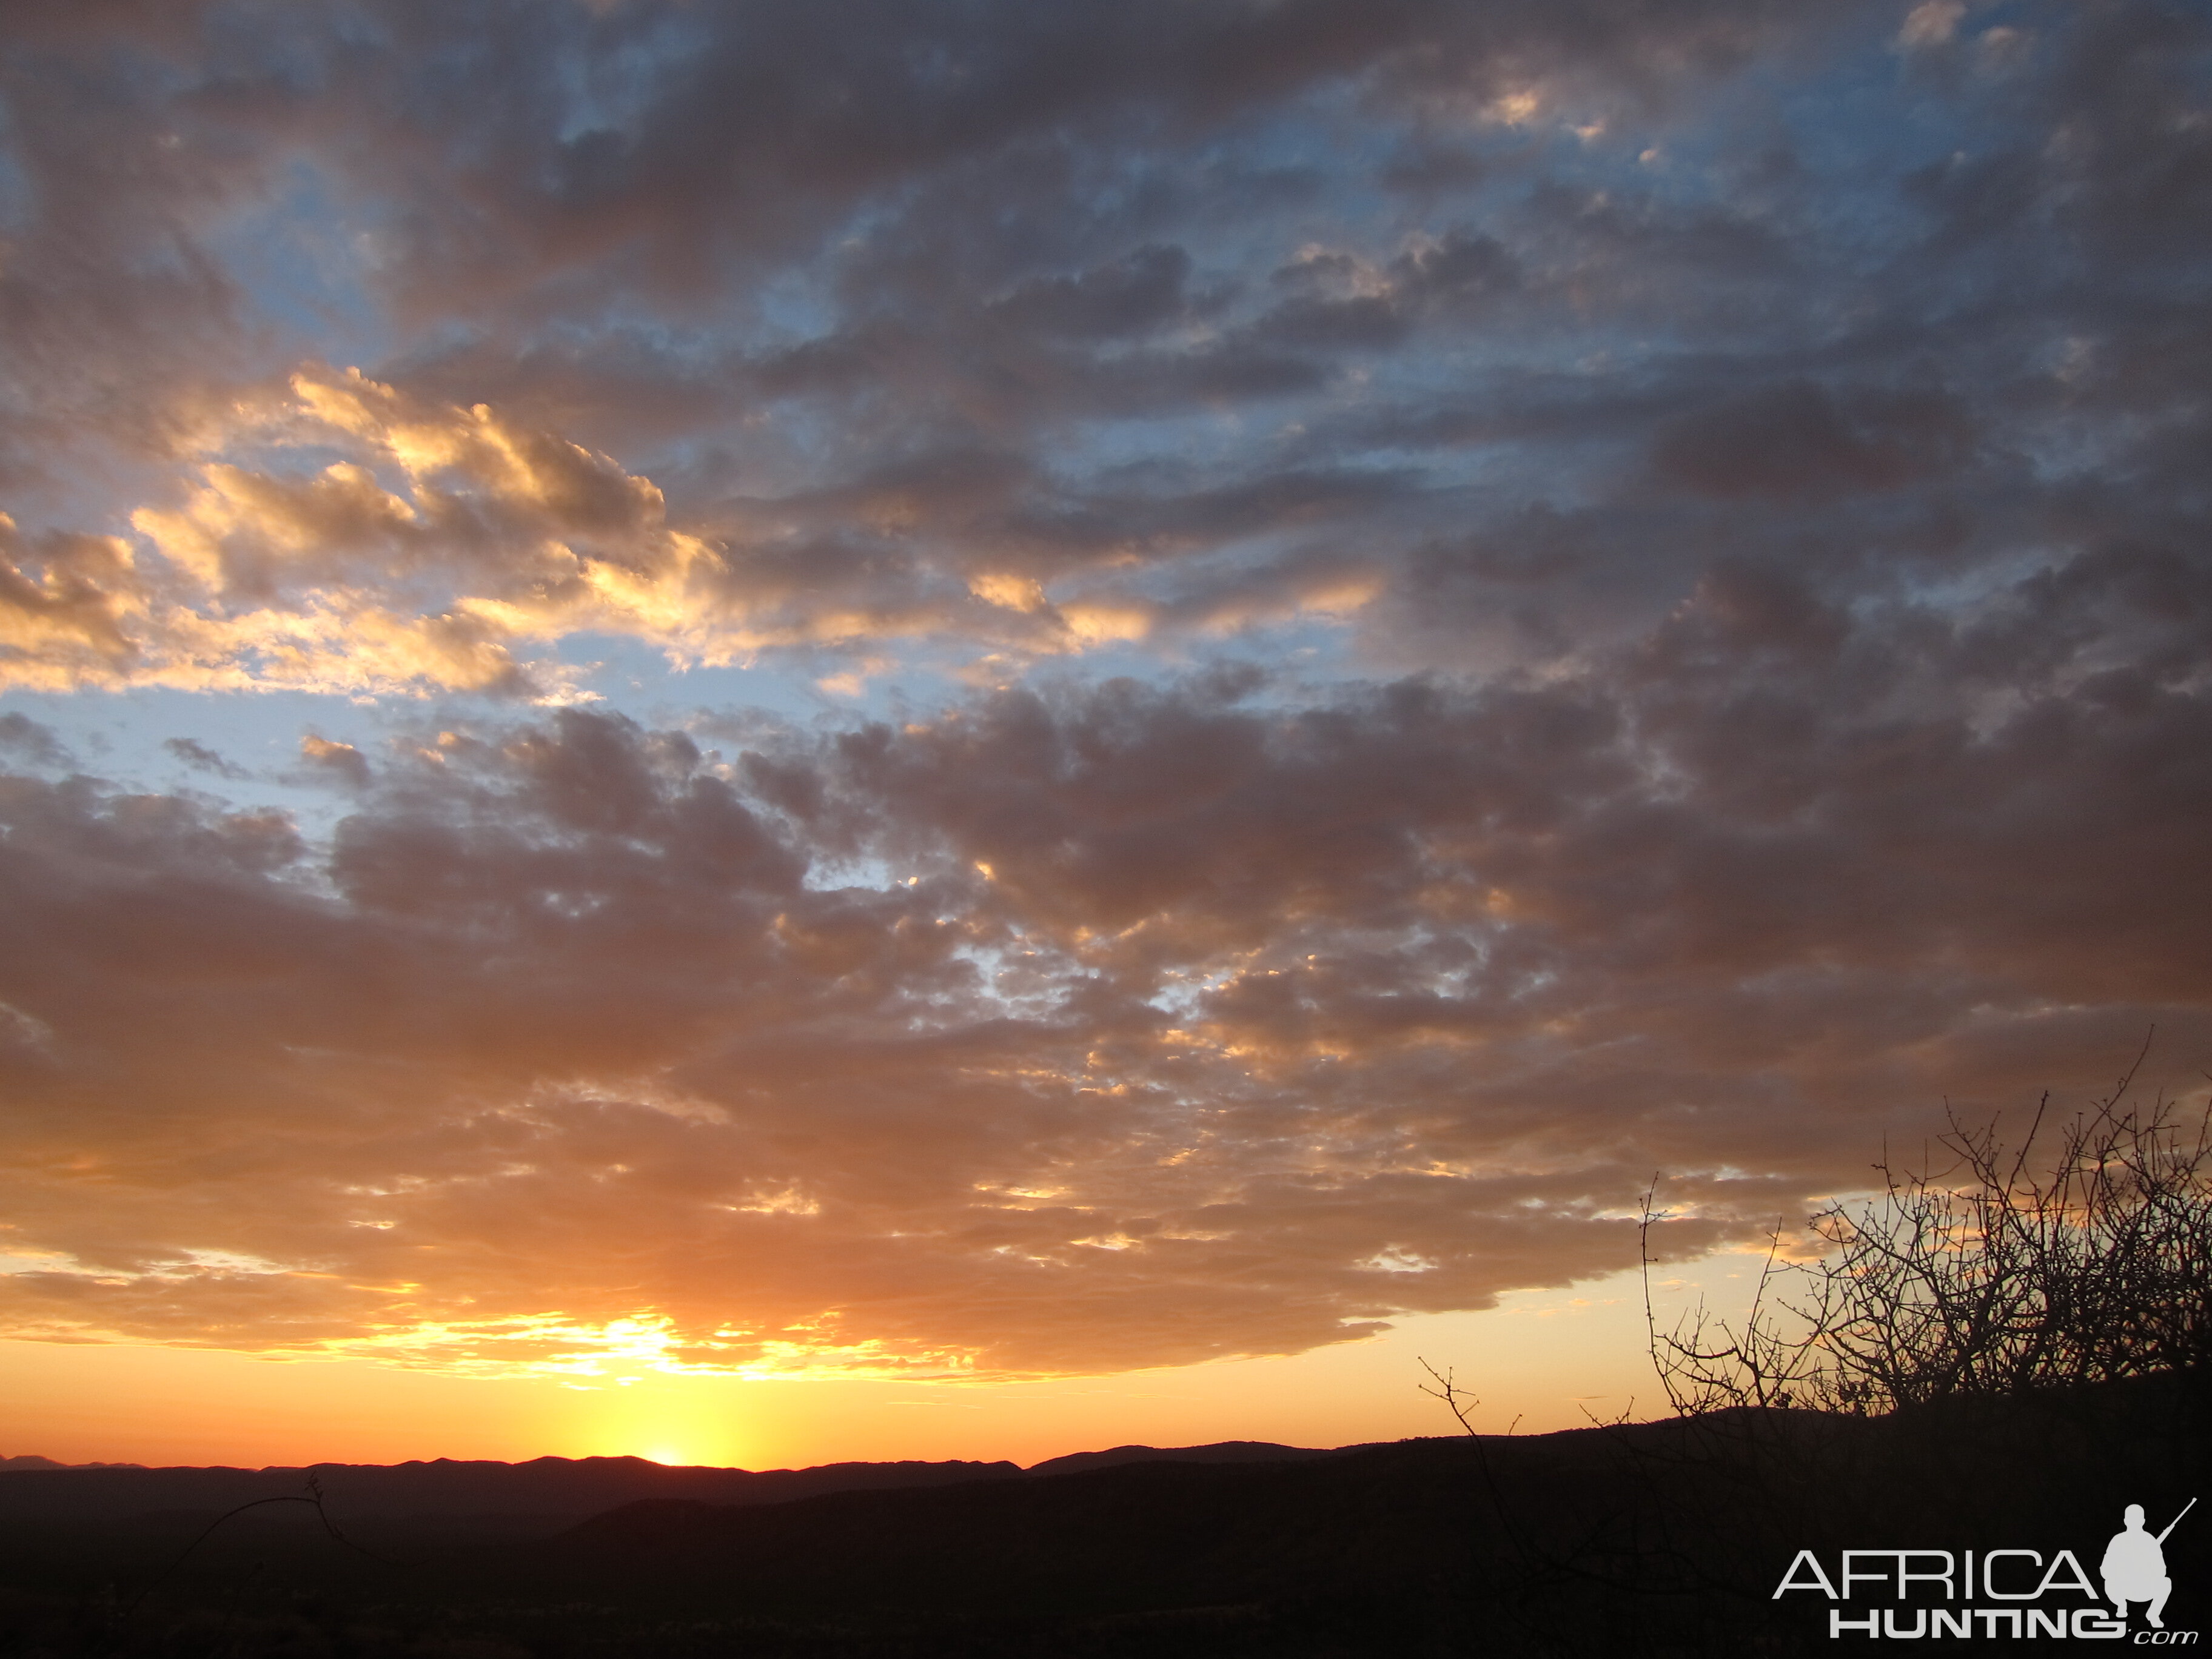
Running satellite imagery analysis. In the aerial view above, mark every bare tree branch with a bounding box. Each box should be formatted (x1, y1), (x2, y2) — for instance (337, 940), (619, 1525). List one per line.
(1643, 1040), (2211, 1417)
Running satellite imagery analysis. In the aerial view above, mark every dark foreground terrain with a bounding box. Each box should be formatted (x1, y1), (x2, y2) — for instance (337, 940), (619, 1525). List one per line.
(1, 1377), (2202, 1657)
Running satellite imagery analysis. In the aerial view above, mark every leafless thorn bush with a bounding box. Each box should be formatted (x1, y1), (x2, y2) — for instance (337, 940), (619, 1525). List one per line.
(1645, 1036), (2212, 1418)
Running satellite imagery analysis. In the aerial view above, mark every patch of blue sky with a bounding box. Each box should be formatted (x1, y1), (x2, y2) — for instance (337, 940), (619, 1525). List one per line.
(746, 261), (847, 346)
(1184, 105), (1399, 238)
(947, 940), (1068, 1020)
(1070, 346), (1579, 493)
(1877, 534), (2077, 628)
(596, 631), (998, 742)
(0, 683), (355, 783)
(997, 639), (1165, 694)
(799, 852), (899, 894)
(625, 429), (748, 506)
(1054, 403), (1315, 487)
(1752, 18), (2038, 255)
(1149, 510), (1401, 589)
(514, 304), (728, 391)
(1011, 616), (1366, 704)
(0, 683), (380, 845)
(1299, 435), (1512, 498)
(712, 400), (858, 498)
(207, 158), (393, 374)
(984, 106), (1399, 309)
(1238, 629), (1371, 700)
(1145, 962), (1245, 1023)
(557, 633), (831, 726)
(552, 4), (712, 147)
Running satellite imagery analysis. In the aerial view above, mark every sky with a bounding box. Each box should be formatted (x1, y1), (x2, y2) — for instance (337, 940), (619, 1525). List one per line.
(1, 0), (2208, 1470)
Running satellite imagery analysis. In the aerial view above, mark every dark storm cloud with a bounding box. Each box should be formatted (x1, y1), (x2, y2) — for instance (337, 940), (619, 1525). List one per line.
(0, 0), (2206, 1373)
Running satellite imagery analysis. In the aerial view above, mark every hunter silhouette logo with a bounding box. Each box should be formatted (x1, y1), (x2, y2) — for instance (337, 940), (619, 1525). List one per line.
(1775, 1498), (2197, 1641)
(2106, 1500), (2193, 1631)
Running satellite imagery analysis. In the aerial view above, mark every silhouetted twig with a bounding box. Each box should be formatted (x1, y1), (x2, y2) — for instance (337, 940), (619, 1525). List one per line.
(124, 1470), (395, 1621)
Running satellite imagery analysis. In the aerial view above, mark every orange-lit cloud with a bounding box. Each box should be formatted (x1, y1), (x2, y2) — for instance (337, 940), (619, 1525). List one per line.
(4, 366), (1414, 700)
(1, 663), (2204, 1378)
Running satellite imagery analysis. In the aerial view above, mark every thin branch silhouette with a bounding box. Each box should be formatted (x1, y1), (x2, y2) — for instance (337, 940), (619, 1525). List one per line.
(126, 1470), (395, 1621)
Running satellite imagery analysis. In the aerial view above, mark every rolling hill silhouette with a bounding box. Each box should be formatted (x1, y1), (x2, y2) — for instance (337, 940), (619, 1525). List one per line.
(0, 1381), (2202, 1656)
(0, 1450), (1027, 1528)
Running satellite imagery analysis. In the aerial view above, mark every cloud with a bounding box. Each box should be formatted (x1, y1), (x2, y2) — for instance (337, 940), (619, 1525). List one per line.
(0, 713), (69, 769)
(297, 734), (371, 789)
(2, 366), (1434, 695)
(1, 569), (2204, 1375)
(0, 0), (2206, 1386)
(0, 368), (743, 697)
(1647, 381), (1976, 501)
(9, 3), (2204, 705)
(162, 737), (247, 779)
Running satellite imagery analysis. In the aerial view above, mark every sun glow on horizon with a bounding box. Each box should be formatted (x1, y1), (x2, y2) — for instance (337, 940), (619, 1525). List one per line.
(0, 1261), (1765, 1473)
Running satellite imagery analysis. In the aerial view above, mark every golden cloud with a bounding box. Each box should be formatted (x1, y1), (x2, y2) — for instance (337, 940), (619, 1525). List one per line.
(3, 366), (1313, 700)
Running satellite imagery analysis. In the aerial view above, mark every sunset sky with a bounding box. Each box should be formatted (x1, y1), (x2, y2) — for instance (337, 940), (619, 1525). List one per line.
(1, 0), (2207, 1472)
